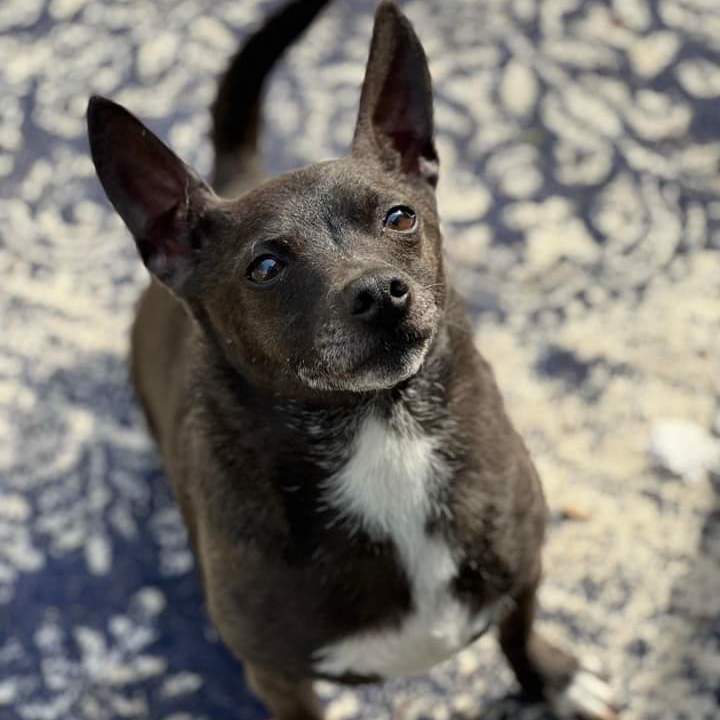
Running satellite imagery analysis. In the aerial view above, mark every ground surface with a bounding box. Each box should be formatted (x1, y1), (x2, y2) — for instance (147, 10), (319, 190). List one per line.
(1, 1), (719, 719)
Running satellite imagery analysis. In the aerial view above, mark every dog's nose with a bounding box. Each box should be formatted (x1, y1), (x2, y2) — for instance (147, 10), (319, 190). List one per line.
(344, 272), (411, 326)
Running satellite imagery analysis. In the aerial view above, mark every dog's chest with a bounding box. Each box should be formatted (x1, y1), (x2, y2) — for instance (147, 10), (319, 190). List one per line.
(314, 412), (494, 679)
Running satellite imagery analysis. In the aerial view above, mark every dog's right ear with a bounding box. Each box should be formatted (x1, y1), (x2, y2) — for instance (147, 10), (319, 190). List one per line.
(87, 96), (214, 294)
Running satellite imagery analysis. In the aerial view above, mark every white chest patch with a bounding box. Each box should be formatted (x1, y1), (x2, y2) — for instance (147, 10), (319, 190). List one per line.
(314, 411), (496, 679)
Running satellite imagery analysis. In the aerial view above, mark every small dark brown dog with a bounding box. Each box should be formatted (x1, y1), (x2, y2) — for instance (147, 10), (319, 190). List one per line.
(87, 1), (617, 718)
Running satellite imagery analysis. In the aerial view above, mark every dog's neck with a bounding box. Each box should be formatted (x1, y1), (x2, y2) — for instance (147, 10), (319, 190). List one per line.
(196, 310), (454, 443)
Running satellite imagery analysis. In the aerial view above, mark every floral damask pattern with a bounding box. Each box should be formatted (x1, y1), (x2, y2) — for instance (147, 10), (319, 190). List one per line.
(1, 1), (718, 719)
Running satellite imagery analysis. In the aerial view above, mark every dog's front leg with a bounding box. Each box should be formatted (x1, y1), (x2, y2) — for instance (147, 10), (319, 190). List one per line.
(498, 579), (619, 720)
(246, 664), (323, 720)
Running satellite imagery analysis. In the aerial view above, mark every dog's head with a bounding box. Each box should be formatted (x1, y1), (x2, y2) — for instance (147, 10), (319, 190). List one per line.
(88, 2), (446, 394)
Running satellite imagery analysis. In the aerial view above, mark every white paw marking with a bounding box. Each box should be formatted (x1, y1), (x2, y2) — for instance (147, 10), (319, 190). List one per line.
(553, 668), (619, 720)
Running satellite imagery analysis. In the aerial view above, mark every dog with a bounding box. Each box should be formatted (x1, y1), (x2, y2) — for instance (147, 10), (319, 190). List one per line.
(87, 1), (617, 718)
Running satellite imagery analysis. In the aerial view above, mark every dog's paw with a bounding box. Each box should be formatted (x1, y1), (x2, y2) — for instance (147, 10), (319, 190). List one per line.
(551, 663), (619, 720)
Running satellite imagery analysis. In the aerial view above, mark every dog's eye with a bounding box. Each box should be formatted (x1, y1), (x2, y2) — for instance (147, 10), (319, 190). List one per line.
(383, 206), (417, 233)
(247, 255), (285, 285)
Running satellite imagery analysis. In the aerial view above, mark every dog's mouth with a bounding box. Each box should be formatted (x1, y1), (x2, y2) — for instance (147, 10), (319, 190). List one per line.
(351, 325), (432, 370)
(296, 319), (436, 392)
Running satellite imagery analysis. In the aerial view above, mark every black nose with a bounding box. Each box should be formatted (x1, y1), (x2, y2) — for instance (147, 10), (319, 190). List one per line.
(345, 272), (411, 326)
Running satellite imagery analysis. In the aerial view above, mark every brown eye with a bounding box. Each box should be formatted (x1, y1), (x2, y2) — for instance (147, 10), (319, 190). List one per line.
(247, 255), (285, 285)
(384, 206), (417, 233)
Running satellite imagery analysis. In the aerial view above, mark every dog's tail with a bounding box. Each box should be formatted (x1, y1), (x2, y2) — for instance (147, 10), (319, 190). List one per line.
(211, 0), (331, 188)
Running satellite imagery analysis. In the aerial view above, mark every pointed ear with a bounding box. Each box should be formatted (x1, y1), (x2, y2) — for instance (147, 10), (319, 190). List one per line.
(352, 1), (438, 187)
(87, 96), (215, 293)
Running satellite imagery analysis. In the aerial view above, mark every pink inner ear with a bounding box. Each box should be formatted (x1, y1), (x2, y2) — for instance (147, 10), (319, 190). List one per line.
(374, 120), (438, 185)
(367, 28), (437, 184)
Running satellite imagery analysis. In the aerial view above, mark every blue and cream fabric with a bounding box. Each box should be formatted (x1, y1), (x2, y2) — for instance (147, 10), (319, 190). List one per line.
(1, 1), (719, 718)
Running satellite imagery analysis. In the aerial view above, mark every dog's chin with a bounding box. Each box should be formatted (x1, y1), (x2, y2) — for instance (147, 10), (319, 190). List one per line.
(342, 339), (429, 392)
(297, 332), (433, 393)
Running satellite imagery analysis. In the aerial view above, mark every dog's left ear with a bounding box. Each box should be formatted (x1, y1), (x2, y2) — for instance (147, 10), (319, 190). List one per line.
(352, 1), (438, 187)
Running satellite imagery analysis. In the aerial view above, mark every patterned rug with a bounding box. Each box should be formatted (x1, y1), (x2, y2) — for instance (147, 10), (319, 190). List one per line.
(1, 1), (719, 718)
